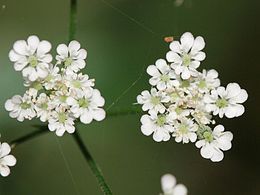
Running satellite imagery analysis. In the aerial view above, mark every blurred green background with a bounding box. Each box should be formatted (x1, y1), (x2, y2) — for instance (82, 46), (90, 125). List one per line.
(0, 0), (259, 194)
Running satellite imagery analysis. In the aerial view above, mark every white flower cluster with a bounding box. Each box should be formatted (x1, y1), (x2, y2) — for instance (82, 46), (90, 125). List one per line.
(160, 174), (187, 195)
(0, 136), (16, 177)
(5, 35), (106, 136)
(137, 32), (248, 162)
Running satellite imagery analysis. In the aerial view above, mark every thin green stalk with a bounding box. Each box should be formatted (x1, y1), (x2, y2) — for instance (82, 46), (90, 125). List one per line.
(73, 131), (113, 195)
(69, 0), (77, 42)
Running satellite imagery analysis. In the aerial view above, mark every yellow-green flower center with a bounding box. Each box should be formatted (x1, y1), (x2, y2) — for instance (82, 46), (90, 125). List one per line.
(59, 95), (67, 103)
(198, 80), (207, 89)
(150, 97), (160, 105)
(73, 80), (82, 88)
(78, 98), (89, 108)
(40, 103), (48, 110)
(64, 57), (73, 67)
(216, 98), (228, 108)
(203, 131), (214, 142)
(181, 80), (190, 88)
(20, 102), (31, 109)
(28, 55), (38, 67)
(179, 124), (188, 134)
(58, 113), (67, 123)
(182, 53), (191, 66)
(156, 115), (166, 126)
(160, 74), (170, 82)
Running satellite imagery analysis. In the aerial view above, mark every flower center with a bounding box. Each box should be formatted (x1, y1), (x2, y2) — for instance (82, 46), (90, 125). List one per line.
(179, 124), (188, 134)
(78, 98), (89, 108)
(216, 98), (228, 108)
(181, 80), (190, 88)
(20, 102), (31, 109)
(31, 81), (43, 90)
(58, 113), (67, 123)
(203, 131), (214, 142)
(64, 57), (73, 67)
(182, 53), (191, 66)
(160, 74), (170, 82)
(28, 55), (38, 67)
(175, 107), (183, 115)
(156, 115), (166, 126)
(198, 80), (207, 89)
(59, 95), (67, 103)
(170, 92), (179, 101)
(40, 103), (48, 110)
(150, 96), (160, 105)
(73, 80), (82, 88)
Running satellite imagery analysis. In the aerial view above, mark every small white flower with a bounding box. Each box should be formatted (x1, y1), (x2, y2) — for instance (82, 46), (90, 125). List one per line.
(56, 40), (87, 74)
(195, 125), (233, 162)
(9, 35), (52, 81)
(5, 90), (36, 122)
(172, 118), (197, 143)
(48, 107), (75, 136)
(137, 88), (170, 114)
(0, 142), (16, 177)
(35, 93), (53, 122)
(140, 113), (174, 142)
(166, 32), (206, 79)
(67, 89), (106, 124)
(196, 69), (220, 93)
(161, 174), (188, 195)
(43, 65), (61, 90)
(147, 59), (179, 90)
(65, 73), (94, 95)
(204, 83), (248, 118)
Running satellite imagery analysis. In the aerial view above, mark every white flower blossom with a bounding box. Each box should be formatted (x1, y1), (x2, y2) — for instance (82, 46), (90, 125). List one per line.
(147, 59), (179, 90)
(140, 113), (174, 142)
(5, 90), (36, 122)
(166, 32), (206, 79)
(67, 89), (106, 124)
(6, 37), (106, 136)
(204, 83), (248, 118)
(160, 174), (188, 195)
(196, 69), (220, 93)
(56, 40), (87, 74)
(9, 35), (52, 81)
(137, 88), (170, 114)
(48, 107), (75, 136)
(172, 118), (198, 143)
(0, 141), (16, 177)
(137, 32), (248, 162)
(195, 125), (233, 162)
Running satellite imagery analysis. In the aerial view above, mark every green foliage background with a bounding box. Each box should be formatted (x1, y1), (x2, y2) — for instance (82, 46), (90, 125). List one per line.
(0, 0), (259, 194)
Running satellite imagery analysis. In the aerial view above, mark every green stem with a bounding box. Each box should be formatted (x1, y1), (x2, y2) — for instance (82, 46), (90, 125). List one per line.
(73, 131), (113, 195)
(69, 0), (77, 42)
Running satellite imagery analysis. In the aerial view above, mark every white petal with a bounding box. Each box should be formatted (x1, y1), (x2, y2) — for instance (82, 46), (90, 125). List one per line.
(80, 113), (93, 124)
(161, 174), (176, 193)
(27, 35), (40, 52)
(69, 40), (80, 52)
(57, 44), (69, 58)
(2, 155), (16, 166)
(93, 109), (106, 121)
(192, 51), (206, 61)
(0, 143), (11, 157)
(78, 49), (87, 59)
(166, 51), (182, 63)
(172, 184), (188, 195)
(13, 40), (28, 55)
(0, 166), (10, 177)
(191, 36), (205, 52)
(200, 145), (213, 159)
(181, 68), (190, 79)
(231, 89), (248, 104)
(180, 32), (194, 52)
(226, 83), (241, 98)
(169, 41), (181, 53)
(147, 65), (160, 77)
(211, 148), (224, 162)
(37, 40), (51, 56)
